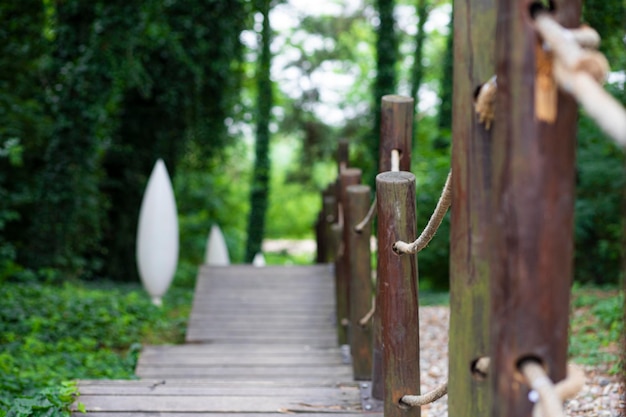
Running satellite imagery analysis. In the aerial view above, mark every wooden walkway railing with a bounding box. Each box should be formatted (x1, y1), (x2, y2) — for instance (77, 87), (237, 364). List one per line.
(72, 265), (380, 416)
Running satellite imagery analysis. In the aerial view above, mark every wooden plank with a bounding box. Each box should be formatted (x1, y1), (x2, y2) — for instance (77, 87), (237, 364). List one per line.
(136, 365), (352, 377)
(75, 413), (379, 417)
(489, 1), (579, 416)
(77, 382), (359, 397)
(140, 344), (343, 354)
(74, 394), (361, 413)
(182, 332), (336, 346)
(448, 0), (495, 416)
(77, 379), (359, 388)
(138, 355), (346, 366)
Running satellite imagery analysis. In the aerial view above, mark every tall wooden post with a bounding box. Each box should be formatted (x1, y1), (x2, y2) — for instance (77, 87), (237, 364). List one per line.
(448, 0), (495, 415)
(376, 172), (420, 417)
(372, 94), (415, 400)
(338, 139), (349, 174)
(490, 1), (579, 416)
(347, 184), (373, 380)
(322, 190), (338, 263)
(336, 168), (362, 345)
(379, 96), (414, 172)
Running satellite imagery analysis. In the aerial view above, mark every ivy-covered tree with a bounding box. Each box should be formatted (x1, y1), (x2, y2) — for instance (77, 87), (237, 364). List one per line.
(369, 0), (398, 185)
(0, 1), (50, 278)
(245, 0), (273, 263)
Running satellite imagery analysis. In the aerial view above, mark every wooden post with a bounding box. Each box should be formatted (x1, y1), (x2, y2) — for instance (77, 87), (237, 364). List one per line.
(338, 139), (349, 173)
(347, 184), (373, 380)
(448, 0), (495, 415)
(372, 94), (415, 400)
(322, 190), (338, 263)
(315, 211), (325, 264)
(336, 168), (362, 345)
(379, 96), (414, 172)
(490, 1), (579, 416)
(376, 171), (420, 417)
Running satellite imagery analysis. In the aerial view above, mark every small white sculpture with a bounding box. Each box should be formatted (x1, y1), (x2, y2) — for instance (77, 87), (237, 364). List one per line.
(252, 252), (266, 267)
(136, 159), (179, 306)
(204, 224), (230, 265)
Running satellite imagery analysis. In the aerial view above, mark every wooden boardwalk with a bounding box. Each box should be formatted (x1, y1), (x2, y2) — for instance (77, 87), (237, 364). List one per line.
(73, 265), (378, 416)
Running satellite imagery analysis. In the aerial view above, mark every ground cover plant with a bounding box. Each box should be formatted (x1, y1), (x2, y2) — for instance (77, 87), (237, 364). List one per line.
(569, 284), (624, 374)
(0, 279), (192, 416)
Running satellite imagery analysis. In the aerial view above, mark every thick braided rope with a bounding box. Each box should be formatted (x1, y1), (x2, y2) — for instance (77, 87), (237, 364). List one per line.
(393, 171), (452, 255)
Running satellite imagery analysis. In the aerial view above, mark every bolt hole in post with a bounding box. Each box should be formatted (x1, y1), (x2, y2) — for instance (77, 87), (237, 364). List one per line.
(528, 0), (556, 19)
(396, 398), (411, 411)
(515, 355), (548, 403)
(470, 357), (490, 382)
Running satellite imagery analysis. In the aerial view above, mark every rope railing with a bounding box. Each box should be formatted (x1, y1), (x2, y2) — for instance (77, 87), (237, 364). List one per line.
(354, 196), (377, 234)
(358, 296), (375, 327)
(400, 356), (490, 407)
(475, 12), (626, 146)
(533, 12), (626, 146)
(393, 171), (452, 255)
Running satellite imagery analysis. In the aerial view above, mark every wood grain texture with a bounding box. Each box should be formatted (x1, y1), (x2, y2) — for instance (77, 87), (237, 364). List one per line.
(376, 172), (420, 417)
(336, 169), (362, 345)
(379, 96), (414, 172)
(490, 1), (579, 416)
(347, 185), (373, 380)
(448, 0), (495, 416)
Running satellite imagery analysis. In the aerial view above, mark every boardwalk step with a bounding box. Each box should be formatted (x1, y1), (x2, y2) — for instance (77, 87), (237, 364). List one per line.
(73, 265), (379, 416)
(74, 380), (363, 413)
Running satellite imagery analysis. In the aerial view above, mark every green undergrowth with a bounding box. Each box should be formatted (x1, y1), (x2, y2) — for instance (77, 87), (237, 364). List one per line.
(0, 279), (193, 416)
(568, 284), (624, 373)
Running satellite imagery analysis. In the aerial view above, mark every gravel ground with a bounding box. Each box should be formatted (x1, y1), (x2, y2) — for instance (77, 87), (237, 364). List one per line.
(417, 306), (625, 417)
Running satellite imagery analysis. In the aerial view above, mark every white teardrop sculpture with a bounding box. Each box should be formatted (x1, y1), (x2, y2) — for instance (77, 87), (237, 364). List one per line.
(204, 224), (230, 265)
(136, 159), (179, 306)
(252, 252), (266, 267)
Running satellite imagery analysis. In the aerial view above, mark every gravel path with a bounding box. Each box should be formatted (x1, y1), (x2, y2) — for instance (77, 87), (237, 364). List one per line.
(417, 306), (625, 417)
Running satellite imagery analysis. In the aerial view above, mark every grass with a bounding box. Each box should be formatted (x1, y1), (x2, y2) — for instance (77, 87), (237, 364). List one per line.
(568, 284), (624, 373)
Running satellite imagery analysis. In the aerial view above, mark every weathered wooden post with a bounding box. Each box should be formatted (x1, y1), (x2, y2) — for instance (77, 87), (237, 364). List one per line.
(379, 96), (413, 172)
(372, 95), (414, 400)
(489, 1), (578, 416)
(317, 186), (339, 264)
(336, 168), (362, 345)
(376, 171), (420, 417)
(347, 184), (373, 380)
(338, 139), (349, 173)
(448, 0), (495, 415)
(322, 187), (338, 263)
(315, 210), (326, 264)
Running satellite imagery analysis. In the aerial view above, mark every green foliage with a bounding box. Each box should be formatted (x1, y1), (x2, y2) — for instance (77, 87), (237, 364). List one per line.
(569, 285), (624, 371)
(369, 0), (399, 186)
(175, 142), (251, 273)
(0, 0), (248, 281)
(0, 280), (191, 411)
(574, 83), (625, 285)
(0, 382), (80, 417)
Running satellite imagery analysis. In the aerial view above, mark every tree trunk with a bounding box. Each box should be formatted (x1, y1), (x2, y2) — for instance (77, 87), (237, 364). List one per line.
(245, 0), (273, 263)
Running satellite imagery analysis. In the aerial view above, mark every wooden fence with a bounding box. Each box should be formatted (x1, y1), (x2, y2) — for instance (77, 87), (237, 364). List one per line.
(313, 1), (626, 416)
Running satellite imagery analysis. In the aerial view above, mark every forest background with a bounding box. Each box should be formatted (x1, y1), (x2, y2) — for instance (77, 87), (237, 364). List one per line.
(0, 0), (624, 289)
(0, 0), (624, 413)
